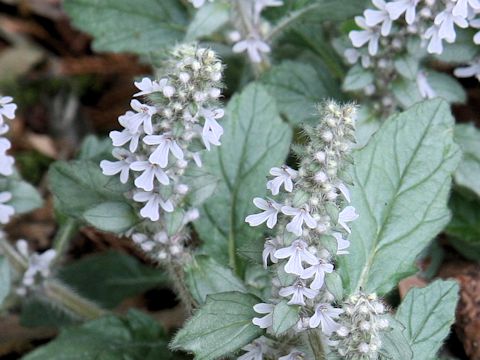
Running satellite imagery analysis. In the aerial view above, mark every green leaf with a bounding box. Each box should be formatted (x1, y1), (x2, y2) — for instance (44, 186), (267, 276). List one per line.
(185, 255), (247, 304)
(171, 291), (263, 360)
(394, 55), (419, 80)
(395, 280), (459, 360)
(78, 135), (113, 162)
(189, 83), (292, 266)
(0, 256), (10, 306)
(454, 123), (480, 198)
(380, 317), (413, 360)
(185, 2), (230, 41)
(446, 191), (480, 261)
(272, 301), (299, 336)
(325, 272), (343, 301)
(64, 0), (188, 54)
(339, 99), (461, 295)
(343, 64), (374, 91)
(260, 61), (340, 125)
(83, 201), (139, 233)
(48, 160), (136, 232)
(23, 310), (174, 360)
(3, 178), (43, 214)
(58, 250), (168, 308)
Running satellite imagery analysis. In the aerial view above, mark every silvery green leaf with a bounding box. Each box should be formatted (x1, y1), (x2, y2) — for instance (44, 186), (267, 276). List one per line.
(343, 65), (374, 91)
(171, 291), (263, 360)
(446, 191), (480, 261)
(394, 55), (419, 80)
(261, 61), (340, 125)
(185, 255), (247, 304)
(272, 301), (299, 336)
(2, 179), (43, 214)
(380, 317), (413, 360)
(64, 0), (187, 54)
(83, 201), (138, 233)
(395, 280), (459, 360)
(434, 29), (479, 63)
(78, 135), (113, 162)
(185, 2), (230, 41)
(355, 105), (381, 147)
(339, 99), (461, 295)
(189, 84), (292, 266)
(454, 123), (480, 198)
(325, 272), (343, 301)
(0, 256), (10, 306)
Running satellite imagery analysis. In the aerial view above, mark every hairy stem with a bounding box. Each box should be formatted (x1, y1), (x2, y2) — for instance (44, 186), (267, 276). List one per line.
(167, 262), (197, 314)
(0, 236), (27, 273)
(53, 218), (79, 263)
(307, 330), (327, 360)
(43, 280), (106, 320)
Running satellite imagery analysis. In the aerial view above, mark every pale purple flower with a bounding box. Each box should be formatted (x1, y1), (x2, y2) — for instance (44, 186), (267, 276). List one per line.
(279, 351), (305, 360)
(454, 59), (480, 80)
(252, 303), (274, 328)
(434, 4), (468, 43)
(254, 0), (284, 23)
(282, 205), (317, 236)
(23, 249), (56, 286)
(192, 152), (202, 167)
(338, 206), (359, 233)
(262, 238), (280, 269)
(278, 279), (318, 306)
(133, 191), (174, 221)
(189, 0), (212, 8)
(309, 303), (344, 335)
(100, 148), (133, 184)
(238, 340), (266, 360)
(274, 239), (318, 276)
(349, 16), (380, 56)
(453, 0), (480, 18)
(130, 160), (170, 191)
(123, 100), (157, 135)
(416, 72), (436, 99)
(337, 183), (351, 203)
(245, 197), (282, 229)
(233, 35), (271, 63)
(470, 18), (480, 44)
(386, 0), (419, 25)
(133, 77), (162, 97)
(0, 192), (14, 224)
(425, 25), (444, 54)
(0, 96), (17, 123)
(200, 108), (224, 150)
(266, 165), (297, 195)
(301, 260), (334, 290)
(364, 0), (393, 36)
(109, 112), (141, 152)
(143, 134), (184, 168)
(333, 232), (350, 255)
(0, 138), (14, 176)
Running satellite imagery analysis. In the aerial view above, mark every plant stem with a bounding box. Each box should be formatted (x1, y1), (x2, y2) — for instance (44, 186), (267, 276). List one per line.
(167, 262), (197, 314)
(53, 218), (79, 262)
(308, 329), (327, 360)
(0, 236), (27, 273)
(43, 280), (106, 320)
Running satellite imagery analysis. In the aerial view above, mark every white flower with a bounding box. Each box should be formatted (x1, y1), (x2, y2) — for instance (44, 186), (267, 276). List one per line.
(109, 112), (142, 152)
(100, 148), (133, 184)
(385, 0), (419, 25)
(143, 134), (184, 168)
(200, 108), (224, 150)
(0, 192), (14, 224)
(282, 205), (317, 236)
(454, 59), (480, 80)
(123, 100), (157, 135)
(0, 96), (17, 123)
(364, 0), (393, 36)
(278, 279), (318, 306)
(252, 303), (274, 328)
(470, 18), (480, 44)
(0, 139), (14, 176)
(453, 0), (480, 18)
(238, 340), (266, 360)
(337, 183), (351, 203)
(434, 5), (468, 43)
(416, 71), (436, 99)
(301, 260), (334, 290)
(338, 206), (359, 233)
(233, 35), (271, 63)
(189, 0), (212, 8)
(133, 77), (162, 97)
(23, 249), (57, 286)
(424, 25), (444, 54)
(192, 152), (202, 167)
(266, 166), (297, 195)
(309, 303), (344, 335)
(245, 197), (282, 229)
(133, 191), (174, 221)
(349, 16), (380, 56)
(274, 239), (318, 276)
(254, 0), (283, 22)
(279, 351), (305, 360)
(262, 238), (280, 269)
(332, 232), (350, 255)
(130, 160), (170, 191)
